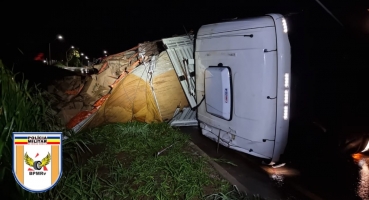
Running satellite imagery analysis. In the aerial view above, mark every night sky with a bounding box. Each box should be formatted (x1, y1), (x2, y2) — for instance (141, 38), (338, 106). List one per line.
(0, 0), (368, 60)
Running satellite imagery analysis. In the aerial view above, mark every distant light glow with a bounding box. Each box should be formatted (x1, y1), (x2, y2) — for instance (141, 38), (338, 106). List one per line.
(71, 46), (74, 48)
(283, 106), (288, 120)
(85, 56), (88, 59)
(351, 153), (369, 199)
(357, 158), (369, 200)
(81, 53), (84, 56)
(103, 50), (107, 54)
(43, 60), (46, 63)
(281, 18), (288, 33)
(362, 141), (369, 152)
(284, 73), (289, 88)
(284, 90), (289, 104)
(57, 35), (63, 39)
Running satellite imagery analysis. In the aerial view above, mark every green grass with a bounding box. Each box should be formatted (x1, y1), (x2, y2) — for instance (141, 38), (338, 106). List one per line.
(0, 60), (66, 199)
(41, 122), (233, 200)
(205, 185), (266, 200)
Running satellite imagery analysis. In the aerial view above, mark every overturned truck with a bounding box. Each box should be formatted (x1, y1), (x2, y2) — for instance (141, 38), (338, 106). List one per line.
(50, 14), (291, 164)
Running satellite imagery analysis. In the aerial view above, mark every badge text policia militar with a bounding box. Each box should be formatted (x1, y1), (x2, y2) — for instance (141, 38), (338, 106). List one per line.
(13, 132), (62, 193)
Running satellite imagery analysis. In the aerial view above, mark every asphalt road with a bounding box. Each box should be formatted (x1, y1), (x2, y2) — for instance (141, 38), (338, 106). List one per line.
(180, 126), (369, 200)
(180, 126), (304, 200)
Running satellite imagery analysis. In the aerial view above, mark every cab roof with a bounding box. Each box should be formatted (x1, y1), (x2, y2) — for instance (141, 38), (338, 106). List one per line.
(197, 15), (275, 36)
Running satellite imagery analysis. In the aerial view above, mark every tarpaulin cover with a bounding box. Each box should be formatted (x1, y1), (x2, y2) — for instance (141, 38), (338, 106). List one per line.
(45, 40), (188, 132)
(82, 51), (189, 130)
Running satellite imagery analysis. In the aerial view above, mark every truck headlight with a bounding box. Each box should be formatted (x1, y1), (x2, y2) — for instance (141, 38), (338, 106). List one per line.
(284, 73), (289, 88)
(284, 90), (289, 104)
(283, 106), (288, 120)
(282, 18), (288, 33)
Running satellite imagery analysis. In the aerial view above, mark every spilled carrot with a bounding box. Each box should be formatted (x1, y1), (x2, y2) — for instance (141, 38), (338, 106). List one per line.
(93, 94), (111, 107)
(66, 111), (92, 129)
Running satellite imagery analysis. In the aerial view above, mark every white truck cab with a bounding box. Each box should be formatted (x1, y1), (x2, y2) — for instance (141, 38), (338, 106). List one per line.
(195, 14), (291, 164)
(162, 13), (291, 164)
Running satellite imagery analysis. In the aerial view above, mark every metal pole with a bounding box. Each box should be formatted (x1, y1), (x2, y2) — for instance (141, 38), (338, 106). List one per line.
(48, 43), (51, 65)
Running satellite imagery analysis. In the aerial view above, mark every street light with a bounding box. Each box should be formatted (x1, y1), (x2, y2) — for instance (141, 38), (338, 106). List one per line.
(48, 34), (63, 65)
(103, 50), (107, 54)
(79, 53), (84, 66)
(85, 56), (89, 66)
(65, 46), (74, 67)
